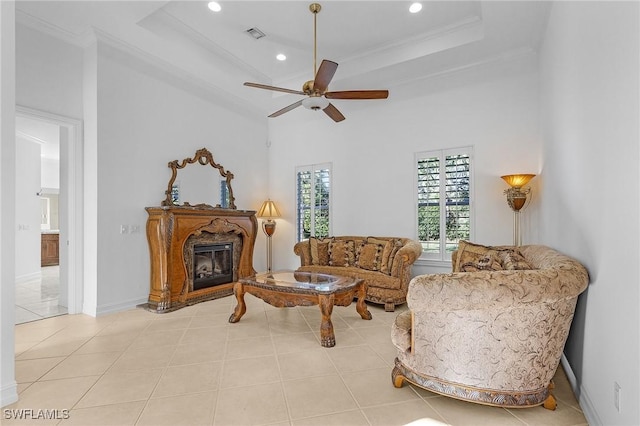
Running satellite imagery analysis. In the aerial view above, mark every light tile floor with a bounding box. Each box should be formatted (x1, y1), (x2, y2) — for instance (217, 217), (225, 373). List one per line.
(15, 266), (67, 325)
(8, 295), (588, 425)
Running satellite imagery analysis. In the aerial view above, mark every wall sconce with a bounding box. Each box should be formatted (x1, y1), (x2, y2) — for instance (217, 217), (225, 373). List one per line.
(501, 174), (536, 246)
(256, 199), (281, 272)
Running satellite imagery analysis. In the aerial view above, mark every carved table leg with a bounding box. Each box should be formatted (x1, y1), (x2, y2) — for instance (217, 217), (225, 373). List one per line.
(356, 281), (373, 320)
(318, 294), (336, 347)
(228, 282), (246, 323)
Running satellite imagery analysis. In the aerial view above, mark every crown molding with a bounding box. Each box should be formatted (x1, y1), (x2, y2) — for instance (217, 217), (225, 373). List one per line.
(16, 9), (268, 120)
(397, 46), (537, 88)
(15, 9), (93, 48)
(352, 15), (484, 66)
(274, 14), (484, 90)
(383, 46), (538, 103)
(141, 8), (271, 84)
(91, 28), (266, 122)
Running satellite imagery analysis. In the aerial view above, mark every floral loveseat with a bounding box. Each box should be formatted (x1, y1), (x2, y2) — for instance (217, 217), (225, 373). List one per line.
(294, 236), (423, 311)
(391, 241), (589, 409)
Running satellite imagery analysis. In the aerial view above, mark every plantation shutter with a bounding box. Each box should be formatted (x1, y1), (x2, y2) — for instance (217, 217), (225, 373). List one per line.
(416, 148), (472, 260)
(296, 163), (331, 241)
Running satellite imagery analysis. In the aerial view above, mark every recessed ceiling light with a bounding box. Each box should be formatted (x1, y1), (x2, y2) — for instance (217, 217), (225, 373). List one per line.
(276, 53), (286, 61)
(409, 3), (422, 13)
(208, 2), (221, 12)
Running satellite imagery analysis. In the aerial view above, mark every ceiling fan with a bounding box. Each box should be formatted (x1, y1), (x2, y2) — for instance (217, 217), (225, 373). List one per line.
(243, 3), (389, 122)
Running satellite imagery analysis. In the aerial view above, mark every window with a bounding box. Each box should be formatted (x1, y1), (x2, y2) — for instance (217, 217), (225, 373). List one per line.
(296, 163), (331, 241)
(416, 147), (473, 261)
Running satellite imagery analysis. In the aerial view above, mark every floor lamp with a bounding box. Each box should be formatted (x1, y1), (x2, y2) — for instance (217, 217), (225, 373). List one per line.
(501, 174), (536, 246)
(257, 199), (281, 272)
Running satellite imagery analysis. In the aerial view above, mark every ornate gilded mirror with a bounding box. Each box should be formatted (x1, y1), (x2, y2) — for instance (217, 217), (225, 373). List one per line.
(162, 148), (236, 209)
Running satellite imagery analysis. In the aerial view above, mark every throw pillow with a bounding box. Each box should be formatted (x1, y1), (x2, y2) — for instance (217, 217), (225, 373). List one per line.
(328, 240), (356, 267)
(455, 240), (502, 272)
(378, 238), (403, 275)
(367, 237), (392, 272)
(498, 249), (533, 270)
(309, 237), (330, 265)
(356, 242), (383, 271)
(460, 250), (503, 272)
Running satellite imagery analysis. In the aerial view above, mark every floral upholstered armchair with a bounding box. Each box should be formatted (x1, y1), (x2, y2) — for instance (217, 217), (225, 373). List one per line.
(391, 242), (589, 409)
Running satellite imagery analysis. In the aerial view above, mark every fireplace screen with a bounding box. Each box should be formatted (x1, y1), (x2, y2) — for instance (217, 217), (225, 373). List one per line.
(193, 243), (233, 290)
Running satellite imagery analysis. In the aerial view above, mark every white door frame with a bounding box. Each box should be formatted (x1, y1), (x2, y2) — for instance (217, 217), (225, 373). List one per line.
(16, 105), (83, 314)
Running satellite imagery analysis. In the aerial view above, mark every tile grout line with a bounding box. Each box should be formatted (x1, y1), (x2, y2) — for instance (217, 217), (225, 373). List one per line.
(269, 304), (296, 425)
(11, 298), (589, 426)
(65, 315), (151, 415)
(210, 301), (246, 426)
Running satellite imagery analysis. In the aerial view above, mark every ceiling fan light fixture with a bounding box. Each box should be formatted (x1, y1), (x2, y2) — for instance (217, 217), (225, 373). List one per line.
(302, 96), (329, 111)
(242, 3), (388, 123)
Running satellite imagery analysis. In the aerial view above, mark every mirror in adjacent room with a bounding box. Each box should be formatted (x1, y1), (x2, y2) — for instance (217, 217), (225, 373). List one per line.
(162, 148), (236, 209)
(39, 190), (59, 231)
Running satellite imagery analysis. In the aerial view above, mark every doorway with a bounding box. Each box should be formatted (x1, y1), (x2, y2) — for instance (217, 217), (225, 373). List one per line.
(15, 117), (65, 323)
(15, 106), (83, 323)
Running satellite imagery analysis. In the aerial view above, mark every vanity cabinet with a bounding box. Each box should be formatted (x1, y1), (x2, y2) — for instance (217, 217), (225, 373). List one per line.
(41, 233), (59, 266)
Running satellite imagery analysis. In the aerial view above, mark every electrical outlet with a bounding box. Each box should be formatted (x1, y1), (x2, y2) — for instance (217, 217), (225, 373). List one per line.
(614, 382), (621, 412)
(120, 225), (129, 234)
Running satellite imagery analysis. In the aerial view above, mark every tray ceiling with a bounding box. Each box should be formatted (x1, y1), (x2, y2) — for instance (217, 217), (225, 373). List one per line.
(15, 1), (551, 115)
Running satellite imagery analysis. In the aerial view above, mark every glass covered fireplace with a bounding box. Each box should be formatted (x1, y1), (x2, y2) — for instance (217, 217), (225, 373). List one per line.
(193, 243), (233, 290)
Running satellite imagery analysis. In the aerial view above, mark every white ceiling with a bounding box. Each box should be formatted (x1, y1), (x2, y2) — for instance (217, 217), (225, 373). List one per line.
(15, 1), (551, 130)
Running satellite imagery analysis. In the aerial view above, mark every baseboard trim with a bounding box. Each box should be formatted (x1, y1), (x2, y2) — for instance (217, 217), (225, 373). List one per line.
(0, 381), (18, 409)
(561, 354), (602, 425)
(96, 298), (148, 316)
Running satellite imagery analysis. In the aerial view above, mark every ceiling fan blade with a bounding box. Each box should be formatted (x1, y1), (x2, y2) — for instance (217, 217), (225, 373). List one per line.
(313, 60), (338, 94)
(244, 82), (305, 96)
(323, 103), (345, 122)
(268, 100), (304, 118)
(325, 90), (389, 100)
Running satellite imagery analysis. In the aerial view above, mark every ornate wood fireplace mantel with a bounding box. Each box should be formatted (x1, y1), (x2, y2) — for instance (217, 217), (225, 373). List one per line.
(144, 206), (257, 312)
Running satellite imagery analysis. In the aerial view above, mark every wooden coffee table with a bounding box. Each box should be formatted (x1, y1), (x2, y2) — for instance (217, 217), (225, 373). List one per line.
(229, 270), (372, 347)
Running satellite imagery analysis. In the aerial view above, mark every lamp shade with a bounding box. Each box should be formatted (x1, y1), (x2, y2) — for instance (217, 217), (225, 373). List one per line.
(501, 174), (536, 188)
(257, 199), (281, 219)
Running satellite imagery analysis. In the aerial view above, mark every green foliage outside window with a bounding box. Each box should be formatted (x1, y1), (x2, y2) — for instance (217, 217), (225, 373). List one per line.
(297, 166), (331, 241)
(417, 152), (471, 255)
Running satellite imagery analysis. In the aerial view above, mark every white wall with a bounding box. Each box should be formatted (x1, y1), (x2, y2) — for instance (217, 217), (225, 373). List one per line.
(41, 157), (60, 190)
(82, 39), (99, 316)
(40, 157), (60, 231)
(539, 2), (639, 425)
(0, 0), (17, 409)
(15, 136), (41, 280)
(268, 52), (541, 275)
(92, 41), (269, 314)
(15, 24), (83, 119)
(15, 20), (271, 314)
